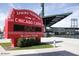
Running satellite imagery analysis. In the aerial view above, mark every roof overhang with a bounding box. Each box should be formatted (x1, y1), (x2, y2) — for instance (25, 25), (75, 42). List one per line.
(43, 12), (72, 27)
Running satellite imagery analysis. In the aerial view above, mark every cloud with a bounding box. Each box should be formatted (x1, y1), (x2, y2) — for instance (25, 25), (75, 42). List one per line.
(45, 3), (68, 15)
(9, 3), (22, 9)
(44, 3), (79, 16)
(9, 3), (15, 8)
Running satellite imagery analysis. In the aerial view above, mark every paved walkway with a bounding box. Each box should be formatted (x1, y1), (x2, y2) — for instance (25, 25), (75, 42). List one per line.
(0, 45), (7, 56)
(41, 37), (79, 56)
(0, 46), (5, 52)
(0, 37), (79, 56)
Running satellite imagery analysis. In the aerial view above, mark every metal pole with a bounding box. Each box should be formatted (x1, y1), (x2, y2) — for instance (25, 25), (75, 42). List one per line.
(41, 3), (44, 17)
(41, 3), (47, 37)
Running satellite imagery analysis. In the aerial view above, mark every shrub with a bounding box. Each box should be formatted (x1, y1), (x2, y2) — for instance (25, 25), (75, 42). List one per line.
(17, 37), (40, 47)
(17, 38), (27, 47)
(26, 38), (40, 46)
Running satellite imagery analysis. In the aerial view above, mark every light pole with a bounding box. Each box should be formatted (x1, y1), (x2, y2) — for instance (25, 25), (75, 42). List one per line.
(41, 3), (47, 37)
(41, 3), (44, 17)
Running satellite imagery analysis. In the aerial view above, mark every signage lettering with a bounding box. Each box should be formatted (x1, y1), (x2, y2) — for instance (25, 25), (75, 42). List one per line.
(16, 11), (41, 20)
(14, 18), (41, 26)
(16, 11), (29, 15)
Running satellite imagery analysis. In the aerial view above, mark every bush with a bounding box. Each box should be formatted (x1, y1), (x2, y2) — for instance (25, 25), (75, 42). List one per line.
(17, 38), (27, 47)
(17, 37), (40, 47)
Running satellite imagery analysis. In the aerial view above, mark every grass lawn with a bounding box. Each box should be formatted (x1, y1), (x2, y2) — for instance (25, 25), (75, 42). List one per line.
(1, 43), (53, 50)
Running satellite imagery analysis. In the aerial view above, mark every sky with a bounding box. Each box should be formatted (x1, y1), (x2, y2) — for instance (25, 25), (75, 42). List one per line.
(0, 3), (79, 31)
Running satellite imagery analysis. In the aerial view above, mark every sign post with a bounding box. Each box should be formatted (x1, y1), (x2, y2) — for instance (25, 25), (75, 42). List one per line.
(53, 40), (56, 47)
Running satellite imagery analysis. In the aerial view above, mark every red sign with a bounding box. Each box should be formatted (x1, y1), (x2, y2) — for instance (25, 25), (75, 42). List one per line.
(4, 9), (44, 47)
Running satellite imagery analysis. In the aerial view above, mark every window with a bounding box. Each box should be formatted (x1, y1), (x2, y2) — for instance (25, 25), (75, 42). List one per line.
(14, 24), (42, 32)
(25, 26), (33, 32)
(14, 24), (25, 31)
(35, 27), (42, 32)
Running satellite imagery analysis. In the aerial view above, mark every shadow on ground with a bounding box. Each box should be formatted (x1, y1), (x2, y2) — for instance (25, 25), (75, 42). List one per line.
(16, 50), (78, 56)
(43, 41), (63, 44)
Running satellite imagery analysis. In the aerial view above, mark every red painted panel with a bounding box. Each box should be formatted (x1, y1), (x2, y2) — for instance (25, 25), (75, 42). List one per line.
(4, 8), (44, 47)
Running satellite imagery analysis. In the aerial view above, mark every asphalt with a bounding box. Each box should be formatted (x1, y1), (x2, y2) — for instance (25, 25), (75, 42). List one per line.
(17, 50), (78, 56)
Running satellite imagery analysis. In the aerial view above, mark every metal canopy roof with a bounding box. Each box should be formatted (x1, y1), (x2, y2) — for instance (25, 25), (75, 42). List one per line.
(43, 12), (72, 27)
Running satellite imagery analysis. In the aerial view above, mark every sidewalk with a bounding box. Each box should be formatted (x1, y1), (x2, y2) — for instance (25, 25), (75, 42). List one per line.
(0, 46), (5, 52)
(6, 47), (63, 56)
(41, 37), (79, 56)
(0, 45), (7, 56)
